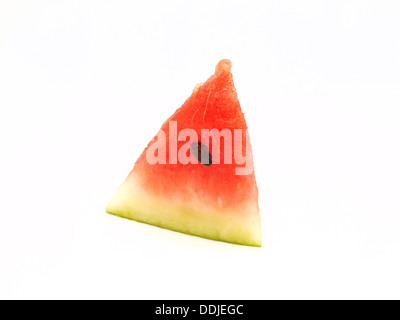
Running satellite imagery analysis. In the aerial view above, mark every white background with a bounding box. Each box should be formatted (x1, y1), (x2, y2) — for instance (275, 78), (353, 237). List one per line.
(1, 0), (399, 300)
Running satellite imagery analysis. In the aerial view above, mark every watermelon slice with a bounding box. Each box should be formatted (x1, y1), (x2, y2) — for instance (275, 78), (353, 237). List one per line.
(106, 60), (261, 246)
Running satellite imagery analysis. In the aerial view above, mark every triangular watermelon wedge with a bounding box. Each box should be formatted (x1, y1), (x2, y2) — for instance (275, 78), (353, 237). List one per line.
(106, 60), (261, 246)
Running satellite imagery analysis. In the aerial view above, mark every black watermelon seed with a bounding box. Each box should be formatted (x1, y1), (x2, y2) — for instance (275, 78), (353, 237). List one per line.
(190, 141), (212, 166)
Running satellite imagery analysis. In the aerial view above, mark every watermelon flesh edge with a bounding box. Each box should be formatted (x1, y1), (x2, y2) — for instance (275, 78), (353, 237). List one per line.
(106, 176), (261, 246)
(106, 59), (262, 247)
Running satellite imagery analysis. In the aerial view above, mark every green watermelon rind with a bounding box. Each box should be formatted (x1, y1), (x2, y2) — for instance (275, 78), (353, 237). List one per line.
(106, 178), (262, 247)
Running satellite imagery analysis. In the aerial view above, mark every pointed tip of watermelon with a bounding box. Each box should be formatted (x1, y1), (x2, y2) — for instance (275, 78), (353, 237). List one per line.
(215, 59), (232, 74)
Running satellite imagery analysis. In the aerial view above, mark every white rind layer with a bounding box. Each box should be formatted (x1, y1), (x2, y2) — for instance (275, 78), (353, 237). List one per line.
(106, 177), (262, 247)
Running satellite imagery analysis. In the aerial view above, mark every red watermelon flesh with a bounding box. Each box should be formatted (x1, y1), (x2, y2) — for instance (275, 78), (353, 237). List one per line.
(106, 60), (261, 246)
